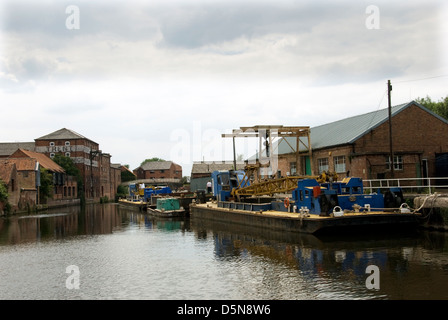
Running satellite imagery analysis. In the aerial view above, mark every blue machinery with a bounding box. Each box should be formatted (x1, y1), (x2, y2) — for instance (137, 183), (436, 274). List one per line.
(211, 170), (248, 204)
(128, 183), (172, 202)
(211, 170), (405, 216)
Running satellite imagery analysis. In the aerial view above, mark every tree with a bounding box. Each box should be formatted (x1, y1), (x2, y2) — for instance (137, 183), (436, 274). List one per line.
(180, 176), (190, 185)
(416, 95), (448, 120)
(140, 157), (165, 166)
(0, 179), (10, 214)
(121, 169), (136, 183)
(39, 168), (53, 204)
(116, 185), (128, 201)
(0, 179), (8, 203)
(52, 154), (84, 202)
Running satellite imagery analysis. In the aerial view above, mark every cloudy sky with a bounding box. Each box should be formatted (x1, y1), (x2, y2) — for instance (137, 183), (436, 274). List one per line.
(1, 0), (447, 175)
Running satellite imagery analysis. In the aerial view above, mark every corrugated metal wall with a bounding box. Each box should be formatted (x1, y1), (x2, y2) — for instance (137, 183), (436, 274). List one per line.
(190, 177), (210, 192)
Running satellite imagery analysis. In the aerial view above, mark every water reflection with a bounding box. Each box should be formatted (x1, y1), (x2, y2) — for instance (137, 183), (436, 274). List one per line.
(0, 204), (123, 245)
(190, 218), (448, 299)
(0, 203), (447, 299)
(0, 204), (191, 246)
(121, 205), (190, 233)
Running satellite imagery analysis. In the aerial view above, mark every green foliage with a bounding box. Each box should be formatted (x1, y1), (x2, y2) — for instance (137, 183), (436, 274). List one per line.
(416, 95), (448, 120)
(180, 176), (189, 185)
(0, 179), (8, 203)
(115, 185), (128, 201)
(140, 157), (165, 166)
(53, 154), (81, 177)
(39, 168), (53, 204)
(117, 185), (127, 195)
(52, 154), (84, 200)
(121, 169), (136, 183)
(0, 179), (11, 214)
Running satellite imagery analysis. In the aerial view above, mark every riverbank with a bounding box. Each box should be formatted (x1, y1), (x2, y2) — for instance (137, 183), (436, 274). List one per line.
(414, 193), (448, 231)
(1, 198), (81, 216)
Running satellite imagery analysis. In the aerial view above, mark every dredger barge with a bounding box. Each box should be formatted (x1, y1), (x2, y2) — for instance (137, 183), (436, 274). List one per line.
(190, 125), (421, 234)
(190, 169), (420, 234)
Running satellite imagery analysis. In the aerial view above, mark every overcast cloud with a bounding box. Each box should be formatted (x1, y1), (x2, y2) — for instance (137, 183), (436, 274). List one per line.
(0, 0), (447, 174)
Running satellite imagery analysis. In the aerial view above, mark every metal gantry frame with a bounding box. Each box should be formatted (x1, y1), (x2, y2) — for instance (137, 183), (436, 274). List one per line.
(222, 125), (315, 198)
(222, 125), (314, 175)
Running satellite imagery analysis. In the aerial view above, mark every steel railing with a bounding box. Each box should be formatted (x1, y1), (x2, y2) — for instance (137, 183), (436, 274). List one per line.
(363, 177), (448, 194)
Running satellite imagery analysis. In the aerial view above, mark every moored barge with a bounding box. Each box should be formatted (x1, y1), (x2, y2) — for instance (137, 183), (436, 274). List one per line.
(147, 197), (187, 218)
(190, 201), (419, 234)
(189, 170), (421, 234)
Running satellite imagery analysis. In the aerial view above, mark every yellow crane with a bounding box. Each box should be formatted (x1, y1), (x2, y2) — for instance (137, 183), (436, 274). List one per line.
(231, 163), (338, 199)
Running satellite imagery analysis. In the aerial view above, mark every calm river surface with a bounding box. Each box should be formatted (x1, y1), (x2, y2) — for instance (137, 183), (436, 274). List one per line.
(0, 203), (447, 300)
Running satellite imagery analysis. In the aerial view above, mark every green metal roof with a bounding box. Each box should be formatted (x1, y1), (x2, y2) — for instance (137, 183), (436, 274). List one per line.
(258, 100), (447, 157)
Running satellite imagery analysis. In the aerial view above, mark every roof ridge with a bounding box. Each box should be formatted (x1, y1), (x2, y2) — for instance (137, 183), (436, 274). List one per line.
(311, 101), (411, 130)
(12, 148), (65, 173)
(61, 128), (87, 139)
(271, 101), (417, 154)
(35, 128), (95, 143)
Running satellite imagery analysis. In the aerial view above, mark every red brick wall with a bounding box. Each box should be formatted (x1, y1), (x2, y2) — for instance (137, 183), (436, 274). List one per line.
(278, 104), (448, 180)
(171, 163), (182, 179)
(135, 163), (183, 180)
(353, 104), (448, 178)
(311, 145), (353, 175)
(35, 137), (102, 199)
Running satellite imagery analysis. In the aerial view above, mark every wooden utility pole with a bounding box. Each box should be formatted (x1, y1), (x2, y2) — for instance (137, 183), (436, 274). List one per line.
(232, 136), (237, 171)
(388, 80), (394, 178)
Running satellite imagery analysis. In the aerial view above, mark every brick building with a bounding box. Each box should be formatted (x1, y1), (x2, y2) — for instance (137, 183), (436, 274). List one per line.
(9, 148), (78, 203)
(0, 160), (19, 213)
(273, 101), (448, 181)
(134, 161), (182, 180)
(190, 161), (246, 191)
(0, 142), (36, 158)
(34, 128), (120, 200)
(7, 157), (40, 208)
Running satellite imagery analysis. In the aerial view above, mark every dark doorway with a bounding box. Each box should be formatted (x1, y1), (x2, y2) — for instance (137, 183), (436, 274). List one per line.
(435, 153), (448, 186)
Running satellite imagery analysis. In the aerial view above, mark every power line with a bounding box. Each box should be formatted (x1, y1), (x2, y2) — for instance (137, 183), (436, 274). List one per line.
(362, 88), (388, 136)
(394, 74), (448, 84)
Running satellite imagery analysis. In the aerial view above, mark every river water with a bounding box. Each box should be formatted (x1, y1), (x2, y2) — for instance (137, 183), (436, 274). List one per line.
(0, 203), (447, 300)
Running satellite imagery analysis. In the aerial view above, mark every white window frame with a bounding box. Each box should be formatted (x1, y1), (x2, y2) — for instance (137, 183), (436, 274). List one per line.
(318, 158), (329, 173)
(334, 156), (346, 173)
(387, 155), (403, 171)
(290, 162), (297, 175)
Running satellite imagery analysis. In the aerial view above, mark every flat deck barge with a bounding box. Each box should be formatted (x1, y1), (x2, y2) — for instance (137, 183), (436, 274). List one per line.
(190, 201), (421, 234)
(118, 199), (147, 211)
